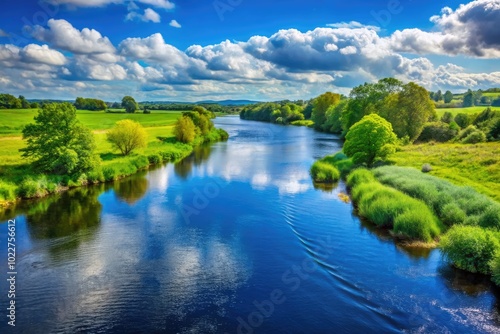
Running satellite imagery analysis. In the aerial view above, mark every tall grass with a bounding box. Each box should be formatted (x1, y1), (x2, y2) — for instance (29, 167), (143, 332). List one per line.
(347, 169), (441, 242)
(310, 161), (340, 183)
(373, 166), (500, 231)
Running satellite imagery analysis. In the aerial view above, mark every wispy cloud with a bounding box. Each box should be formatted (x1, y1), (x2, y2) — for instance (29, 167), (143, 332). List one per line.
(327, 21), (380, 31)
(0, 29), (9, 37)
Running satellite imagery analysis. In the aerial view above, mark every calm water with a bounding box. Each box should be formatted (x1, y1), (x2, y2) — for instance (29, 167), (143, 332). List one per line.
(1, 116), (499, 333)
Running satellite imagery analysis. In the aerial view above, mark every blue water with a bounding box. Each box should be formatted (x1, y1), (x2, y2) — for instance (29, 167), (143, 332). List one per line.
(0, 116), (499, 333)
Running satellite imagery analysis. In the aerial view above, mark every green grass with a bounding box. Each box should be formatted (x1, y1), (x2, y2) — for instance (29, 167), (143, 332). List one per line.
(389, 142), (500, 202)
(435, 106), (500, 117)
(0, 108), (183, 136)
(310, 161), (340, 183)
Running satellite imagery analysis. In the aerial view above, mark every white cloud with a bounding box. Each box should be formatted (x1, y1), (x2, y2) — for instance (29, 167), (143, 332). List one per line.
(47, 0), (175, 9)
(389, 0), (500, 58)
(138, 0), (174, 10)
(327, 21), (380, 32)
(169, 19), (181, 28)
(20, 44), (66, 66)
(127, 8), (161, 23)
(30, 19), (116, 55)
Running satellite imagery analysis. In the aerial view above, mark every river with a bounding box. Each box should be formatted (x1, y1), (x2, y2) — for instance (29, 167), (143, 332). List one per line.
(0, 116), (499, 333)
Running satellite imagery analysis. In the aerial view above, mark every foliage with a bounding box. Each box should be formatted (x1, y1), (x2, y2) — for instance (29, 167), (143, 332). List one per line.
(461, 129), (486, 144)
(0, 93), (22, 109)
(462, 92), (475, 107)
(416, 122), (458, 143)
(491, 252), (500, 286)
(122, 96), (139, 113)
(440, 226), (499, 274)
(291, 120), (314, 127)
(348, 169), (440, 242)
(310, 161), (340, 183)
(454, 113), (471, 128)
(322, 100), (347, 133)
(311, 92), (341, 130)
(381, 82), (436, 142)
(441, 112), (453, 124)
(75, 97), (107, 111)
(20, 103), (100, 175)
(174, 115), (196, 143)
(444, 91), (453, 104)
(106, 119), (147, 156)
(344, 114), (397, 166)
(372, 166), (500, 229)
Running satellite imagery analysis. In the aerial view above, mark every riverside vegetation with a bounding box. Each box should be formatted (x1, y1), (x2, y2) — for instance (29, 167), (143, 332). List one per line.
(0, 99), (228, 207)
(240, 78), (500, 286)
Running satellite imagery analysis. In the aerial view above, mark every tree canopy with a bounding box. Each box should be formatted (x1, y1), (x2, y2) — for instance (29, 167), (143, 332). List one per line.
(311, 92), (341, 130)
(344, 114), (397, 166)
(20, 103), (100, 175)
(75, 97), (107, 111)
(106, 119), (147, 156)
(122, 96), (139, 113)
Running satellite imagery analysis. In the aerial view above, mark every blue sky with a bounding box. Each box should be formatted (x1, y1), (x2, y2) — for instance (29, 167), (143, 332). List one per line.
(0, 0), (499, 101)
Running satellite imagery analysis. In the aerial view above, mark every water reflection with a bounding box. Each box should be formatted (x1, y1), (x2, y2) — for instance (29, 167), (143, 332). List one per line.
(114, 170), (149, 204)
(175, 144), (213, 179)
(26, 185), (103, 259)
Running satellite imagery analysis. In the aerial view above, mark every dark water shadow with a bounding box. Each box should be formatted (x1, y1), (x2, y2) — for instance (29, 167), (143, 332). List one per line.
(113, 169), (149, 204)
(174, 143), (213, 179)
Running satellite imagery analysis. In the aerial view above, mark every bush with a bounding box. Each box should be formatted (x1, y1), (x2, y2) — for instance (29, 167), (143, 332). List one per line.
(103, 167), (118, 181)
(310, 161), (340, 183)
(454, 113), (471, 129)
(87, 169), (105, 183)
(478, 205), (500, 231)
(393, 208), (440, 242)
(462, 130), (486, 144)
(491, 252), (500, 286)
(18, 178), (48, 198)
(457, 125), (478, 140)
(441, 203), (466, 226)
(0, 180), (17, 201)
(346, 168), (376, 188)
(440, 226), (499, 274)
(417, 122), (457, 143)
(148, 154), (163, 165)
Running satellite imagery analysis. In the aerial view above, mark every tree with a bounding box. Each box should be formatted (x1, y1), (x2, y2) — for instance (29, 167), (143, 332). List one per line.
(106, 120), (147, 156)
(441, 112), (453, 124)
(174, 115), (196, 143)
(19, 95), (30, 108)
(30, 102), (39, 109)
(0, 94), (21, 109)
(434, 90), (443, 102)
(454, 113), (471, 128)
(20, 103), (100, 175)
(492, 97), (500, 107)
(311, 92), (341, 130)
(344, 114), (397, 166)
(444, 91), (453, 104)
(381, 82), (435, 142)
(122, 96), (139, 113)
(463, 92), (475, 107)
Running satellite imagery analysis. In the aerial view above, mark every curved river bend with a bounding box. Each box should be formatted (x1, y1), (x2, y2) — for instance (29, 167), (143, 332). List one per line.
(1, 116), (499, 333)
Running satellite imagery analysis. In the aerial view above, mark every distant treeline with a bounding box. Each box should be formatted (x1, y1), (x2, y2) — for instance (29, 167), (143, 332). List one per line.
(430, 88), (500, 108)
(0, 94), (38, 109)
(241, 78), (500, 144)
(75, 97), (107, 111)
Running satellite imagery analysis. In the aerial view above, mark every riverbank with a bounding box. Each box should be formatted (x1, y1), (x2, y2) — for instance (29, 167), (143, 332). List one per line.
(0, 109), (228, 209)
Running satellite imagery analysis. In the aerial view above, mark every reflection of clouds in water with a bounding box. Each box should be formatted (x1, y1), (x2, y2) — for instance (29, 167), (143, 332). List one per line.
(252, 173), (270, 189)
(148, 165), (169, 193)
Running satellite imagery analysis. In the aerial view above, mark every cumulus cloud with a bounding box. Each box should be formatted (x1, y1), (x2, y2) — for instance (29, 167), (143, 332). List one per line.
(390, 0), (500, 58)
(29, 19), (116, 54)
(138, 0), (174, 9)
(127, 8), (161, 23)
(0, 44), (66, 66)
(169, 20), (181, 28)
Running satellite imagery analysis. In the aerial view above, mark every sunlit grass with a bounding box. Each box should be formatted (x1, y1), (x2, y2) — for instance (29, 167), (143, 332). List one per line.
(435, 106), (500, 117)
(389, 142), (500, 202)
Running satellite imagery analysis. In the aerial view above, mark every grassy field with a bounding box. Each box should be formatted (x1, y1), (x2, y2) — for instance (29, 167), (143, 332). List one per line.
(389, 142), (500, 202)
(435, 106), (500, 117)
(0, 108), (183, 137)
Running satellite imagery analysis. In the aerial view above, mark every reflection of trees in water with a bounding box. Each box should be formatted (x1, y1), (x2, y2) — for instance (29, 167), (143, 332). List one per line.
(174, 144), (213, 179)
(312, 182), (337, 193)
(114, 171), (149, 204)
(26, 184), (105, 260)
(437, 264), (496, 297)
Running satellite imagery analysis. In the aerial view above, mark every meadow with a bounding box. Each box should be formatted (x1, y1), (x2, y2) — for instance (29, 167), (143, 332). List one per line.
(389, 142), (500, 202)
(435, 106), (500, 117)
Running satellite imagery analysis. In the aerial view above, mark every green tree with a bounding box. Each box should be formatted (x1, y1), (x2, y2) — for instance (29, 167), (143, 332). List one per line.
(0, 94), (21, 109)
(122, 96), (139, 113)
(20, 103), (100, 175)
(19, 95), (30, 109)
(344, 114), (397, 166)
(441, 112), (453, 124)
(462, 91), (475, 107)
(311, 92), (341, 130)
(174, 115), (196, 143)
(106, 119), (147, 156)
(444, 91), (453, 104)
(381, 82), (435, 142)
(454, 113), (471, 128)
(323, 100), (347, 133)
(434, 90), (443, 102)
(30, 102), (39, 109)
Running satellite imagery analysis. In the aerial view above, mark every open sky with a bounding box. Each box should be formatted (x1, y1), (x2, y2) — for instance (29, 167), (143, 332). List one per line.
(0, 0), (499, 101)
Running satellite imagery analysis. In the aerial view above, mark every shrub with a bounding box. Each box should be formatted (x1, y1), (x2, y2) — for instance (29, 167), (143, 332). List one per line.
(491, 252), (500, 286)
(478, 205), (500, 231)
(103, 167), (118, 181)
(18, 178), (47, 198)
(148, 154), (163, 165)
(310, 161), (340, 183)
(0, 180), (17, 201)
(440, 226), (499, 274)
(457, 125), (478, 140)
(454, 113), (471, 129)
(417, 122), (457, 143)
(346, 168), (375, 188)
(421, 163), (432, 173)
(462, 130), (486, 144)
(441, 203), (466, 226)
(87, 169), (105, 183)
(393, 208), (440, 242)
